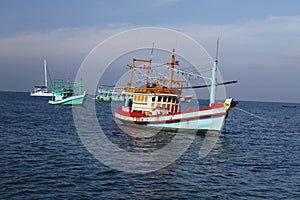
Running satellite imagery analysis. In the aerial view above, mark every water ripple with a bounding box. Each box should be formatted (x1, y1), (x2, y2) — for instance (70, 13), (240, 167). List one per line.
(0, 92), (300, 199)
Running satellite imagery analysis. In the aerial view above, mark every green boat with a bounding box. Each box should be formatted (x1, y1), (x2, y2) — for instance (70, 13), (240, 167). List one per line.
(49, 79), (87, 106)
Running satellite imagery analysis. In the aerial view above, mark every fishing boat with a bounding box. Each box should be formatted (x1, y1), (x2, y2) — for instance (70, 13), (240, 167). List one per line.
(30, 60), (52, 97)
(180, 95), (193, 102)
(49, 79), (87, 106)
(95, 87), (127, 102)
(114, 45), (237, 136)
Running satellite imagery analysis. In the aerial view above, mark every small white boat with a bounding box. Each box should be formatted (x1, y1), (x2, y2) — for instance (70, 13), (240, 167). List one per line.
(30, 60), (52, 97)
(30, 86), (52, 97)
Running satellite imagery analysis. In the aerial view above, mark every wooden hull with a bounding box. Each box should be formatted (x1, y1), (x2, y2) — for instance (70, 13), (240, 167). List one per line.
(115, 102), (229, 135)
(49, 94), (86, 106)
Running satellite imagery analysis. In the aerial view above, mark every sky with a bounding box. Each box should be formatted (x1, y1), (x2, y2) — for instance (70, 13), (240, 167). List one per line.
(0, 0), (300, 102)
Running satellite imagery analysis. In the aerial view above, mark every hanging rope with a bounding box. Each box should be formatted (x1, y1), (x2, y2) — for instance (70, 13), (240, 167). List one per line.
(234, 107), (300, 134)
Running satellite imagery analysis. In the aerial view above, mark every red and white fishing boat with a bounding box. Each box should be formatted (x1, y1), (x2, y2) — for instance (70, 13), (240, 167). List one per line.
(114, 45), (237, 136)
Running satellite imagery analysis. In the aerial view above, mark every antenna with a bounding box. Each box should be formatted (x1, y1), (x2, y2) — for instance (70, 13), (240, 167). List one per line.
(150, 42), (154, 61)
(215, 37), (219, 62)
(145, 42), (154, 88)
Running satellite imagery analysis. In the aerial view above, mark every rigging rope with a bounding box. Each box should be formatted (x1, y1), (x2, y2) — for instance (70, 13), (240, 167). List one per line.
(234, 107), (300, 134)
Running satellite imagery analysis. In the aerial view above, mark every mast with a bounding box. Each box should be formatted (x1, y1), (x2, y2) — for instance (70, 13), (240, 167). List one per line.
(127, 58), (152, 89)
(127, 58), (135, 89)
(44, 59), (48, 89)
(210, 38), (219, 105)
(165, 49), (179, 88)
(169, 49), (175, 88)
(146, 42), (154, 88)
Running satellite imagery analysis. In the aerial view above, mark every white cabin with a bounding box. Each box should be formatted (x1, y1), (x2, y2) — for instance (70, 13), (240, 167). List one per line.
(123, 93), (180, 116)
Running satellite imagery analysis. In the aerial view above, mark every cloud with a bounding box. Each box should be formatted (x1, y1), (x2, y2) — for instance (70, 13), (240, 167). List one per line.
(0, 26), (130, 91)
(179, 15), (300, 68)
(1, 15), (299, 67)
(1, 15), (300, 102)
(155, 0), (180, 5)
(0, 27), (123, 59)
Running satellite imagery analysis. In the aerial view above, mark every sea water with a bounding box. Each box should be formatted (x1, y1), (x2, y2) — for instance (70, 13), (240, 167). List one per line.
(0, 91), (300, 199)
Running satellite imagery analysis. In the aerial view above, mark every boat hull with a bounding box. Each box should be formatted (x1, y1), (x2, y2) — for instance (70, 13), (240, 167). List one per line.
(115, 102), (230, 136)
(49, 94), (86, 106)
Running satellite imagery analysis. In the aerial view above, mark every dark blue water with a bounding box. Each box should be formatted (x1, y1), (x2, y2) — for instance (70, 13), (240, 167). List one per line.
(1, 91), (300, 199)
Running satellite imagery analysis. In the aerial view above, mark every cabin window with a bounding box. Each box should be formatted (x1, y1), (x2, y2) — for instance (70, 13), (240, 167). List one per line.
(168, 97), (171, 102)
(175, 98), (179, 103)
(167, 104), (171, 111)
(137, 96), (141, 101)
(141, 96), (144, 101)
(163, 97), (167, 102)
(145, 96), (148, 101)
(158, 96), (162, 102)
(152, 96), (156, 101)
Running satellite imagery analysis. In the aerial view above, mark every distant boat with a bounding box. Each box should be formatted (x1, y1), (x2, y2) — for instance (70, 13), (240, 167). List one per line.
(180, 95), (193, 102)
(95, 87), (127, 102)
(282, 105), (296, 108)
(48, 79), (87, 106)
(30, 60), (52, 97)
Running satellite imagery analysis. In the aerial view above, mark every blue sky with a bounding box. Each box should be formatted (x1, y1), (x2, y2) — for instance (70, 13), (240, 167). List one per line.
(1, 0), (300, 102)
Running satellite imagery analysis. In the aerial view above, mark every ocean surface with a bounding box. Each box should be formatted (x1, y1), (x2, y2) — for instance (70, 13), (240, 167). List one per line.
(1, 91), (300, 199)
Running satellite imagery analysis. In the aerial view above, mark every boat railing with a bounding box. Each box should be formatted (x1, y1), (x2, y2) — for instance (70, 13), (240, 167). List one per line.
(52, 79), (85, 95)
(124, 87), (181, 95)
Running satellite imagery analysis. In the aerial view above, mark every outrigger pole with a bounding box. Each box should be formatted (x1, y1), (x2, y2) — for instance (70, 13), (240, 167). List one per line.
(180, 80), (237, 89)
